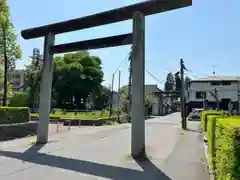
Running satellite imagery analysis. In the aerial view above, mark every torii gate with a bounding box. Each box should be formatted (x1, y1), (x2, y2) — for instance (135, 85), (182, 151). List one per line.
(21, 0), (192, 159)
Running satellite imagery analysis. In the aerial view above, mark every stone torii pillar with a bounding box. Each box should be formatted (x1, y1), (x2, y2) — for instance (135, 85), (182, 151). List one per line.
(37, 33), (55, 144)
(131, 11), (145, 158)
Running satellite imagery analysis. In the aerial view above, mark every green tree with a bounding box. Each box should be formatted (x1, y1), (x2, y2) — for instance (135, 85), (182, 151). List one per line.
(0, 0), (22, 106)
(9, 92), (29, 107)
(0, 70), (12, 103)
(185, 76), (191, 89)
(53, 51), (104, 109)
(174, 72), (181, 92)
(91, 85), (111, 110)
(25, 55), (41, 111)
(26, 51), (104, 110)
(119, 85), (130, 113)
(164, 73), (175, 92)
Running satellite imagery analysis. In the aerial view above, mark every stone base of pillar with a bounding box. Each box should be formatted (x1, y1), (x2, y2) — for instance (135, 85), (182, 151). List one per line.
(131, 146), (146, 160)
(36, 139), (48, 145)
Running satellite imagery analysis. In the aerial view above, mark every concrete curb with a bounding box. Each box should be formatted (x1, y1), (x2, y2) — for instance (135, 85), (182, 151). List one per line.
(203, 135), (215, 180)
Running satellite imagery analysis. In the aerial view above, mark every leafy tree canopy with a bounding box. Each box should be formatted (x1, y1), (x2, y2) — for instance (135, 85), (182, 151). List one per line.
(26, 51), (105, 110)
(164, 72), (175, 92)
(0, 0), (22, 70)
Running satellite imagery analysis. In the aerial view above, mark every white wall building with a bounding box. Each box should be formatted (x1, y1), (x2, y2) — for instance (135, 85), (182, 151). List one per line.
(144, 84), (164, 115)
(8, 69), (26, 92)
(186, 76), (240, 111)
(0, 69), (26, 93)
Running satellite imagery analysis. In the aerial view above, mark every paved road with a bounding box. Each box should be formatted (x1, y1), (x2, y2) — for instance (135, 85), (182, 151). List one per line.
(0, 113), (209, 180)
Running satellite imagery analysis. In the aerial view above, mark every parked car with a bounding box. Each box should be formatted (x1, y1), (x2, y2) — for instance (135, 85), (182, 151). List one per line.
(188, 108), (204, 121)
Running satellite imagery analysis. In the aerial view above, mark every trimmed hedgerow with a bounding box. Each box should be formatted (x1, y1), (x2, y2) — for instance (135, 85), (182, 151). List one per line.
(201, 110), (230, 132)
(207, 115), (218, 169)
(0, 107), (30, 125)
(207, 117), (240, 180)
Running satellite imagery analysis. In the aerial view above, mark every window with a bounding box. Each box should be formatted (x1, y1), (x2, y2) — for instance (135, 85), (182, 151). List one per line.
(13, 81), (20, 87)
(211, 81), (231, 86)
(196, 92), (206, 99)
(222, 81), (231, 86)
(211, 82), (220, 86)
(14, 74), (20, 79)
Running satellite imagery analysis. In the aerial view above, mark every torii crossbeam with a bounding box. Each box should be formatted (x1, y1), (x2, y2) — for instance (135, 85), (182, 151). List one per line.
(21, 0), (192, 159)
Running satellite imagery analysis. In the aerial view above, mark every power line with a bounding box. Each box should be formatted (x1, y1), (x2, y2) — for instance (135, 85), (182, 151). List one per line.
(113, 50), (131, 75)
(145, 68), (165, 84)
(185, 69), (209, 79)
(185, 71), (204, 79)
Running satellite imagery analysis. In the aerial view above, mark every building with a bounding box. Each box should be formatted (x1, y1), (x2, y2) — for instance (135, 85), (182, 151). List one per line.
(118, 84), (165, 116)
(144, 84), (164, 116)
(8, 69), (26, 92)
(186, 76), (240, 112)
(0, 69), (27, 93)
(0, 69), (26, 105)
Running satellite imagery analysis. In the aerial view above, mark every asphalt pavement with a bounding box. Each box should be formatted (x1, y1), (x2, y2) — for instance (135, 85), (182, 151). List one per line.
(0, 113), (209, 180)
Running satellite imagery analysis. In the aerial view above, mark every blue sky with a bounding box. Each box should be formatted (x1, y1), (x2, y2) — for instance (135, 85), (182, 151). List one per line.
(8, 0), (240, 90)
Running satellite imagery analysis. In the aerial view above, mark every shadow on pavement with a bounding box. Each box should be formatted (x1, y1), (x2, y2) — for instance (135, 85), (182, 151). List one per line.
(186, 123), (202, 134)
(0, 144), (172, 180)
(185, 128), (200, 133)
(135, 157), (171, 180)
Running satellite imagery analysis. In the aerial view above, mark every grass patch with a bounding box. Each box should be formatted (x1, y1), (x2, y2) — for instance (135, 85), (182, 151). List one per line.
(31, 110), (111, 120)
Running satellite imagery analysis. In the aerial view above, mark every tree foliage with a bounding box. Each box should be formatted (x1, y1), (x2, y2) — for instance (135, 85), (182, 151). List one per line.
(0, 0), (21, 70)
(26, 51), (106, 110)
(25, 55), (41, 110)
(91, 85), (111, 110)
(0, 70), (12, 95)
(0, 0), (22, 105)
(174, 72), (181, 92)
(185, 76), (191, 89)
(53, 51), (104, 109)
(164, 73), (175, 92)
(9, 92), (29, 107)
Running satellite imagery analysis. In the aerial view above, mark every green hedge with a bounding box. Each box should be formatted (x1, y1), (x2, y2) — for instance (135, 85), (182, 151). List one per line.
(201, 110), (230, 132)
(207, 117), (240, 180)
(0, 107), (30, 125)
(207, 115), (219, 169)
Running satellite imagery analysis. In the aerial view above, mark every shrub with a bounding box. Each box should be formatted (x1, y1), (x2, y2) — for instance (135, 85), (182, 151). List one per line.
(201, 110), (230, 132)
(0, 107), (30, 125)
(207, 115), (220, 169)
(8, 92), (30, 107)
(112, 108), (122, 115)
(207, 117), (240, 180)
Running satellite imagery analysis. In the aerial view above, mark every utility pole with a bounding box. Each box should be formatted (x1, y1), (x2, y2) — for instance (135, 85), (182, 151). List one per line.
(117, 71), (121, 121)
(127, 52), (132, 122)
(180, 59), (187, 129)
(109, 73), (115, 118)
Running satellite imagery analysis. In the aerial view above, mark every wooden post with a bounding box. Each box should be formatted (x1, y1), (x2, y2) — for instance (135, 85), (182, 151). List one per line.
(37, 33), (55, 144)
(131, 11), (145, 159)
